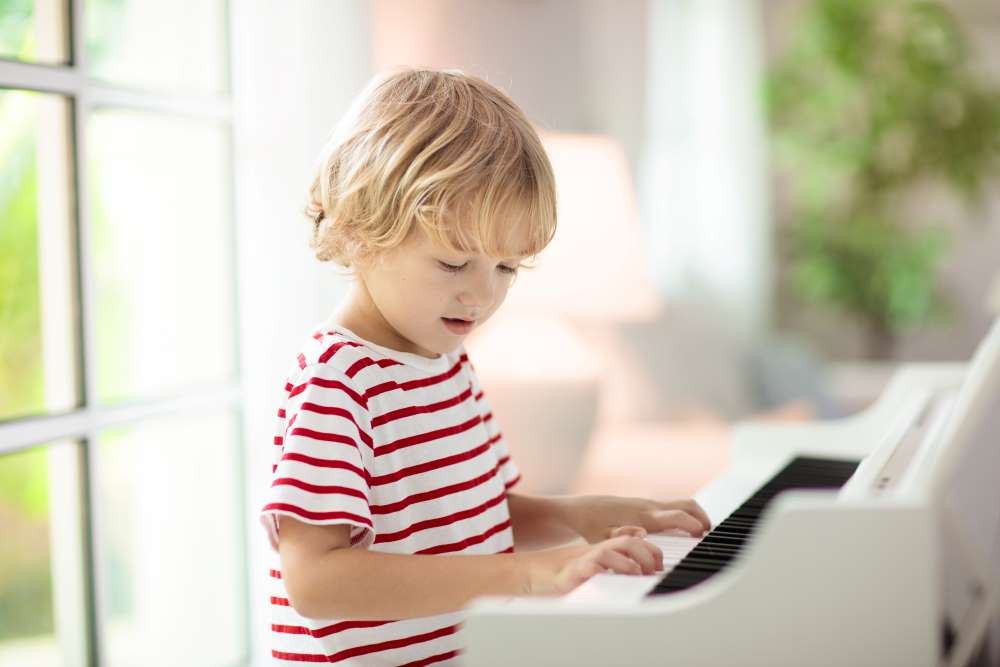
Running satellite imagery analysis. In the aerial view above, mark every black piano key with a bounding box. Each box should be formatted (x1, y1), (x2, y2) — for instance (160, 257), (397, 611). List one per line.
(647, 456), (859, 597)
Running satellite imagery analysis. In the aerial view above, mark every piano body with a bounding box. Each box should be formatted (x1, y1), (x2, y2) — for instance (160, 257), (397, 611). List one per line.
(462, 320), (1000, 666)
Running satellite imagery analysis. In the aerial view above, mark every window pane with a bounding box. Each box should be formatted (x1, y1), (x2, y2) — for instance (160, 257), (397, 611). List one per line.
(87, 108), (237, 404)
(85, 0), (228, 96)
(0, 0), (69, 64)
(0, 440), (88, 667)
(0, 89), (80, 422)
(94, 412), (246, 666)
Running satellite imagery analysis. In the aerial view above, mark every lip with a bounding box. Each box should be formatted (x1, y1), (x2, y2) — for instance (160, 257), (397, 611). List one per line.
(441, 317), (476, 335)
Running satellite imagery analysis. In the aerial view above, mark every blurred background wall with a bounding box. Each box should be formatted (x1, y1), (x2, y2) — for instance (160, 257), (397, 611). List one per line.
(0, 1), (998, 665)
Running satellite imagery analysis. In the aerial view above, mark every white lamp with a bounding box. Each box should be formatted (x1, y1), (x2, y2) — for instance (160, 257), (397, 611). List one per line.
(502, 132), (662, 321)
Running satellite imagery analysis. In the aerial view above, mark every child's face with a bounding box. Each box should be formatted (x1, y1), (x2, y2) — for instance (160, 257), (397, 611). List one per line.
(351, 222), (526, 358)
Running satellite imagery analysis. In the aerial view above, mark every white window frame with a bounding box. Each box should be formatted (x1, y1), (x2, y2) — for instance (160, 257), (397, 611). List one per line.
(0, 1), (248, 665)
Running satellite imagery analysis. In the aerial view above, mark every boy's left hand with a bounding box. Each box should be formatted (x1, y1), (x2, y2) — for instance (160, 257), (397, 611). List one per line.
(564, 495), (712, 544)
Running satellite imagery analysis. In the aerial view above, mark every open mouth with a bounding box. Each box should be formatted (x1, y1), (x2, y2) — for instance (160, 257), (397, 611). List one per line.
(441, 317), (475, 334)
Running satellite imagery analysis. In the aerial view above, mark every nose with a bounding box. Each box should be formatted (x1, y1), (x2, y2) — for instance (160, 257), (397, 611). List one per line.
(457, 268), (497, 313)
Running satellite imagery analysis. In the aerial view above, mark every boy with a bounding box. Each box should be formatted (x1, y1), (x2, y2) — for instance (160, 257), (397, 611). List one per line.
(261, 67), (711, 665)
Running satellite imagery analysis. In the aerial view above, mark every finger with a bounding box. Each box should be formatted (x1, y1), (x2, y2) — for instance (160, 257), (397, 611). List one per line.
(683, 500), (712, 531)
(647, 509), (707, 536)
(659, 499), (712, 532)
(609, 525), (647, 539)
(595, 546), (644, 576)
(603, 536), (657, 575)
(618, 538), (660, 575)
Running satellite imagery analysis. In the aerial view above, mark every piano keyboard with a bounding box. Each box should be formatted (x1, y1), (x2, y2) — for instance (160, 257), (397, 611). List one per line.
(648, 456), (860, 596)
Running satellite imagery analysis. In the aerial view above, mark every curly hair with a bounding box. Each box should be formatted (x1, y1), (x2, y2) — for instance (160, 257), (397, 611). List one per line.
(303, 67), (557, 273)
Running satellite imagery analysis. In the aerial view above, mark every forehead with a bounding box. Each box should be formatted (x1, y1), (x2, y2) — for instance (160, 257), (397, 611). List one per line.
(413, 215), (531, 261)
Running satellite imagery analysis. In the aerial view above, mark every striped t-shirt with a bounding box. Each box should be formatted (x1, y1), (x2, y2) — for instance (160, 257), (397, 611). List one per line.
(260, 319), (522, 666)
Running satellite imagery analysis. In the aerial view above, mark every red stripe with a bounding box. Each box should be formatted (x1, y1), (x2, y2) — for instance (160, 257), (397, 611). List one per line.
(270, 568), (282, 579)
(345, 356), (402, 378)
(398, 650), (462, 667)
(312, 331), (323, 341)
(262, 502), (374, 528)
(272, 623), (310, 635)
(271, 477), (369, 502)
(326, 623), (460, 663)
(289, 376), (367, 409)
(374, 489), (507, 544)
(504, 472), (522, 490)
(363, 359), (465, 401)
(274, 436), (283, 445)
(473, 390), (484, 401)
(279, 452), (371, 487)
(278, 408), (286, 418)
(416, 518), (513, 555)
(376, 415), (482, 457)
(371, 460), (502, 515)
(271, 596), (291, 606)
(271, 649), (328, 662)
(483, 412), (493, 423)
(311, 618), (396, 638)
(370, 436), (498, 486)
(371, 385), (474, 428)
(318, 339), (363, 364)
(297, 353), (307, 369)
(345, 357), (373, 377)
(299, 402), (373, 448)
(287, 427), (360, 451)
(397, 360), (465, 391)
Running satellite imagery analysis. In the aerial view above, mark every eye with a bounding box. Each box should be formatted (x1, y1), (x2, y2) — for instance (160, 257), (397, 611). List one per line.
(438, 260), (518, 275)
(438, 261), (467, 273)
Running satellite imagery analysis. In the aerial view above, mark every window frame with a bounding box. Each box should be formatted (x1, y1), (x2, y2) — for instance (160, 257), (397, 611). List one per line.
(0, 1), (248, 665)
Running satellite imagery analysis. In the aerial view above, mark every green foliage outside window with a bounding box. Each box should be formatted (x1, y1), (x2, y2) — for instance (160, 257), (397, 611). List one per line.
(0, 10), (56, 643)
(0, 151), (44, 418)
(766, 0), (1000, 359)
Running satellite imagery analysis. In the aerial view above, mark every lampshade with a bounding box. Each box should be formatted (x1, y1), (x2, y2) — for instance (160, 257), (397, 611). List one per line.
(503, 132), (662, 322)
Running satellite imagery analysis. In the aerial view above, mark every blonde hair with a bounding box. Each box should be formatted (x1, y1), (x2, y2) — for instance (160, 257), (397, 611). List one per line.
(304, 67), (557, 272)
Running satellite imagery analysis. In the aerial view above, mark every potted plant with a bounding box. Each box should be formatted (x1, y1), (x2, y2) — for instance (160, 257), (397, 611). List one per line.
(766, 0), (1000, 359)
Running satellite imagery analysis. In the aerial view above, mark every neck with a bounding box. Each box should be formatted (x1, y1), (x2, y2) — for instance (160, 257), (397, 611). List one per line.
(332, 281), (439, 359)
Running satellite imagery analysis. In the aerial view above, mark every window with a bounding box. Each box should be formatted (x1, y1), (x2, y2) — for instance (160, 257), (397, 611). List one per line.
(0, 1), (248, 665)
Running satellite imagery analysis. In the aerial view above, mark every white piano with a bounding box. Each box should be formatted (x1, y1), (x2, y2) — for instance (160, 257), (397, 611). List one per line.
(462, 319), (1000, 667)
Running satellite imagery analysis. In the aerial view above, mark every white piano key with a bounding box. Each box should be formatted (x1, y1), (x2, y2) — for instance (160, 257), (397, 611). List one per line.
(562, 531), (702, 604)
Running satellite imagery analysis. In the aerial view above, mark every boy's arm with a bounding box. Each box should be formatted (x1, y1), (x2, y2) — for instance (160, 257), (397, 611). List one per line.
(506, 492), (584, 551)
(280, 518), (530, 620)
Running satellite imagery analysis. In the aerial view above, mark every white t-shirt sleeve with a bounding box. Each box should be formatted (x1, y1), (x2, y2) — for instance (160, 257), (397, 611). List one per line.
(260, 362), (375, 552)
(463, 352), (522, 492)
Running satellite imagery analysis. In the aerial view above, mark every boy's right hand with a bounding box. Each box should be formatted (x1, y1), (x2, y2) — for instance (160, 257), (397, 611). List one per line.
(520, 532), (665, 597)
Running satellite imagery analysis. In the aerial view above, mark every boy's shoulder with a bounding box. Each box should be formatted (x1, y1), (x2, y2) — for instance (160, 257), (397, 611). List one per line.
(283, 325), (373, 384)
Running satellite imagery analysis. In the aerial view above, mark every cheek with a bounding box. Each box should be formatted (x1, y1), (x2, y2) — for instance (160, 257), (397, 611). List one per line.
(419, 272), (455, 309)
(491, 278), (513, 308)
